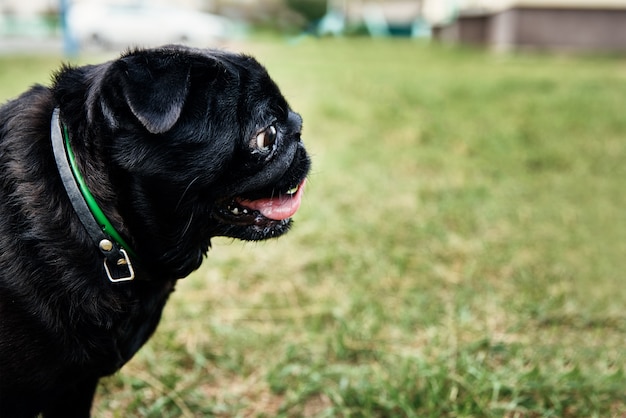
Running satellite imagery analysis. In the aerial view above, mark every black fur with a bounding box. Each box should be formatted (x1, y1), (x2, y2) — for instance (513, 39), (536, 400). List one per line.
(0, 45), (310, 417)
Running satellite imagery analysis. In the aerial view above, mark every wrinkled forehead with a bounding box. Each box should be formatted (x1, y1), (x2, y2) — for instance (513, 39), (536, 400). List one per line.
(231, 68), (291, 124)
(209, 51), (288, 105)
(174, 48), (293, 131)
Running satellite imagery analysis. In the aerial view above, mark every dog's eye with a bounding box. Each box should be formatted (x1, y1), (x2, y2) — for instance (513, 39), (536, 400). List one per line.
(254, 125), (277, 152)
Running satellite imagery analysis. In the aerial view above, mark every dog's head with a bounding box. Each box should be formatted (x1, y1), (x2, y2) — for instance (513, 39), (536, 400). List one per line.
(55, 46), (310, 278)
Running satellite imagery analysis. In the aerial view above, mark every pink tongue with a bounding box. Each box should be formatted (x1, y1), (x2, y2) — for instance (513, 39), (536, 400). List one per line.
(239, 179), (306, 221)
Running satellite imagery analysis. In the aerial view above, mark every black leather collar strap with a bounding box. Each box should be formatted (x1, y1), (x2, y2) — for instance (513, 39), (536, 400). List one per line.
(50, 108), (135, 282)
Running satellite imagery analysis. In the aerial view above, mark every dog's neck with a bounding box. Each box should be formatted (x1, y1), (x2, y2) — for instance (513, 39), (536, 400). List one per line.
(50, 107), (137, 283)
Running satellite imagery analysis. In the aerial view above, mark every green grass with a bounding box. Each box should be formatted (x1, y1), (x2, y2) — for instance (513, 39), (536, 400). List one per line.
(2, 39), (626, 417)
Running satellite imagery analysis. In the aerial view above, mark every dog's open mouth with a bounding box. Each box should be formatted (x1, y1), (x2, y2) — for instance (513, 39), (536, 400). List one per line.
(215, 179), (306, 229)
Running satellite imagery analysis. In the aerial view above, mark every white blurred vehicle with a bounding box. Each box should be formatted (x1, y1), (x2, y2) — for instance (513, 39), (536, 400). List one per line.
(67, 3), (240, 49)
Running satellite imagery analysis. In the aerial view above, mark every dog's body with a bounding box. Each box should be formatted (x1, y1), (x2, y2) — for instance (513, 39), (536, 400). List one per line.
(0, 46), (309, 417)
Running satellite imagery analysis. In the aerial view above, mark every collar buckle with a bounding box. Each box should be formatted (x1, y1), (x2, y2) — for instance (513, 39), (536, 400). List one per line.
(103, 248), (135, 283)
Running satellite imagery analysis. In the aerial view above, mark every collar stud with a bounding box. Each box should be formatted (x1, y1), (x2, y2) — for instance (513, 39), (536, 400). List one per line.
(99, 239), (114, 252)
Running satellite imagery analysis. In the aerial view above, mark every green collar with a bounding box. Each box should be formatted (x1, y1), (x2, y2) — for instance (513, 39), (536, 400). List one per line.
(51, 108), (138, 282)
(61, 124), (139, 260)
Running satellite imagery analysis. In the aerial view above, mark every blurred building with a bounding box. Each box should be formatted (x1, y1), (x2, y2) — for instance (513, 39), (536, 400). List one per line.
(0, 0), (209, 15)
(432, 0), (626, 52)
(0, 0), (268, 15)
(0, 0), (248, 46)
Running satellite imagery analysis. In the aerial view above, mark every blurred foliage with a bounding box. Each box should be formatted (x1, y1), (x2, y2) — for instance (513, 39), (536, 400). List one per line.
(285, 0), (327, 27)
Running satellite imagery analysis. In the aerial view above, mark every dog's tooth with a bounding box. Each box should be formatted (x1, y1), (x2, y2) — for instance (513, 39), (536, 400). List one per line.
(231, 207), (240, 215)
(286, 185), (299, 195)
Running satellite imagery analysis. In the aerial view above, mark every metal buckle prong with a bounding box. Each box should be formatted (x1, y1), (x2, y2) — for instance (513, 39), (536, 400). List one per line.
(104, 249), (135, 282)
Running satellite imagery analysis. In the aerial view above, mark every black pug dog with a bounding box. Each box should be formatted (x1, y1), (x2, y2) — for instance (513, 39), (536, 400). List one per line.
(0, 45), (310, 417)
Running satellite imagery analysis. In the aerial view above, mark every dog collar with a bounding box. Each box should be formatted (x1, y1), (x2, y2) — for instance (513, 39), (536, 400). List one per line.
(50, 108), (137, 282)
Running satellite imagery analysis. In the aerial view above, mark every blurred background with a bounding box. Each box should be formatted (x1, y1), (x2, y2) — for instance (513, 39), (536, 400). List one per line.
(2, 0), (626, 54)
(1, 1), (626, 417)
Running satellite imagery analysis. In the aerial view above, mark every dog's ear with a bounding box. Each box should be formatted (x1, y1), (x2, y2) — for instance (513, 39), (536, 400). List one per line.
(118, 53), (191, 134)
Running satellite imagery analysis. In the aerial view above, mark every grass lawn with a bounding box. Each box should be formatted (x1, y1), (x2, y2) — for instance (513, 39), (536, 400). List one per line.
(1, 39), (625, 417)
